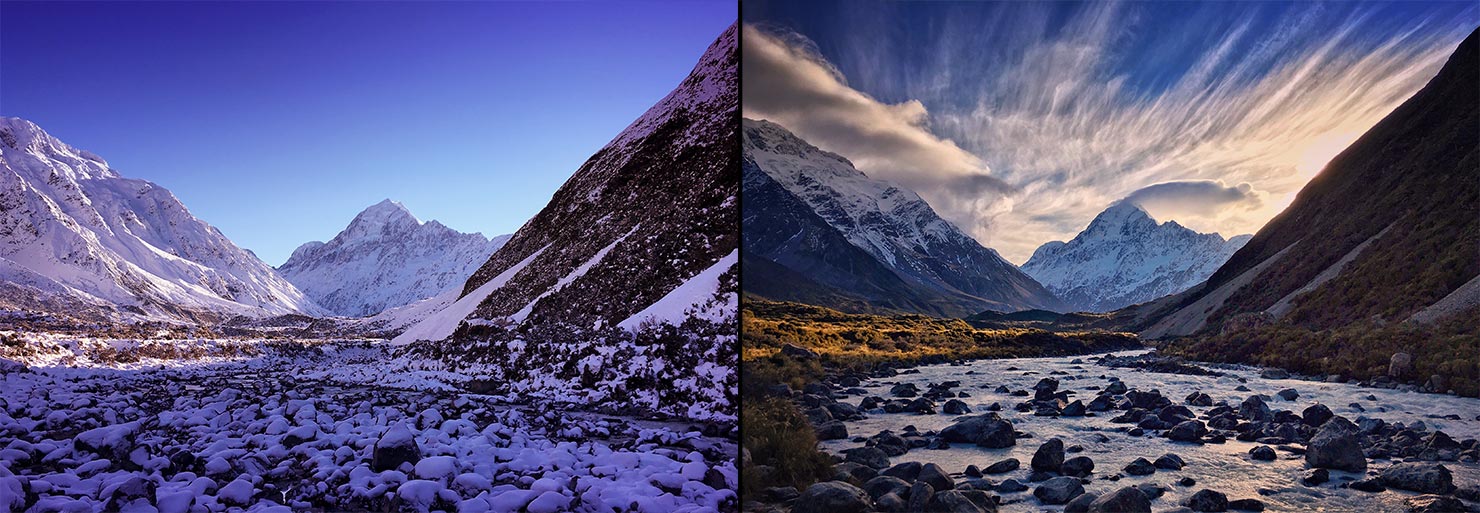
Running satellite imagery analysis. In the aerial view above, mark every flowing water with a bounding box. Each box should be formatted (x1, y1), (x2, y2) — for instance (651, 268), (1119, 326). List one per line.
(820, 350), (1480, 512)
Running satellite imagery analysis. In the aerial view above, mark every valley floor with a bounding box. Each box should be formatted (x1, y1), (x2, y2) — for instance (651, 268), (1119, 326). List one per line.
(773, 349), (1480, 512)
(0, 334), (737, 512)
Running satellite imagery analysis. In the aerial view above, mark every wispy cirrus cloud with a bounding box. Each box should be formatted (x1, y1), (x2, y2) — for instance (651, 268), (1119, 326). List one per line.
(742, 2), (1476, 262)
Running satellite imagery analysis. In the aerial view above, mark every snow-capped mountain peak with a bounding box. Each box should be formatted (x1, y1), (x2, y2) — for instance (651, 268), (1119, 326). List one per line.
(1022, 202), (1251, 312)
(278, 200), (510, 318)
(0, 116), (325, 322)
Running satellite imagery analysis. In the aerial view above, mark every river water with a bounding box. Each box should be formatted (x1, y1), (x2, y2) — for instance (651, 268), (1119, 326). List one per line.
(820, 350), (1480, 512)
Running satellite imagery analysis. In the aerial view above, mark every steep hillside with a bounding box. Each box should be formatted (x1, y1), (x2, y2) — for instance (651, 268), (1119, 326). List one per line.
(0, 117), (323, 323)
(1142, 28), (1479, 338)
(741, 118), (1065, 316)
(391, 23), (740, 420)
(278, 199), (509, 317)
(1023, 202), (1249, 312)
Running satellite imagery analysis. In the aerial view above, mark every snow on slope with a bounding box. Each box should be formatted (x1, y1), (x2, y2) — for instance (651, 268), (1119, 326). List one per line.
(619, 249), (737, 330)
(0, 117), (324, 321)
(278, 199), (510, 317)
(743, 118), (1064, 314)
(392, 246), (547, 345)
(1022, 202), (1251, 312)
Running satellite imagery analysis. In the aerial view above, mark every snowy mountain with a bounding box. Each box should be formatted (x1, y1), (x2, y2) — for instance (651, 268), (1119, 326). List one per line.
(1021, 202), (1250, 313)
(390, 23), (739, 419)
(0, 117), (324, 322)
(742, 118), (1065, 316)
(277, 199), (510, 317)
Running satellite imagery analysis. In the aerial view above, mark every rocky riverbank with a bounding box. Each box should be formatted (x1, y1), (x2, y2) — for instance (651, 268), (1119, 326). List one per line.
(747, 350), (1480, 512)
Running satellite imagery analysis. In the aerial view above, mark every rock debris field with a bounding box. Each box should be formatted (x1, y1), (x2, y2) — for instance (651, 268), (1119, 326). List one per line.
(0, 338), (737, 512)
(782, 350), (1480, 513)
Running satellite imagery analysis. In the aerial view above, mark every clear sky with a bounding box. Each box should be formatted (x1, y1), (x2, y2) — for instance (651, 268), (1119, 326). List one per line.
(742, 1), (1476, 263)
(1, 1), (734, 265)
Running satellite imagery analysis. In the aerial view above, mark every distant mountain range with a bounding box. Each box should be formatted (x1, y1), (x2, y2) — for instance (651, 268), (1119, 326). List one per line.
(0, 117), (323, 323)
(1023, 202), (1249, 313)
(278, 199), (509, 318)
(1138, 28), (1479, 338)
(740, 118), (1064, 317)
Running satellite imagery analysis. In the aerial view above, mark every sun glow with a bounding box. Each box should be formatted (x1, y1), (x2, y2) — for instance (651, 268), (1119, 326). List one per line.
(1297, 130), (1362, 177)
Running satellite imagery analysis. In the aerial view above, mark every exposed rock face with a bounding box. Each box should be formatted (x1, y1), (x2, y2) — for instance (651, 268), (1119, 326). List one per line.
(279, 200), (510, 317)
(741, 118), (1065, 317)
(1023, 202), (1249, 312)
(1389, 352), (1413, 378)
(0, 117), (324, 322)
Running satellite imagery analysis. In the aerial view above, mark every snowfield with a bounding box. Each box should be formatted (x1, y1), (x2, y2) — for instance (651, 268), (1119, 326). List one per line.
(0, 334), (738, 512)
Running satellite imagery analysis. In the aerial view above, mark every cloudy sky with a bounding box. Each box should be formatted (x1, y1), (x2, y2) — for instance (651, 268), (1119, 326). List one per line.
(742, 1), (1476, 264)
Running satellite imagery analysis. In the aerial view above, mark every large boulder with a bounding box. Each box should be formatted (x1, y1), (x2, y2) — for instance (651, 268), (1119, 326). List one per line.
(1239, 396), (1271, 421)
(1305, 423), (1366, 472)
(906, 482), (935, 512)
(1168, 420), (1208, 442)
(1184, 489), (1229, 512)
(1031, 439), (1065, 472)
(371, 423), (421, 472)
(793, 482), (872, 513)
(1301, 404), (1334, 427)
(1061, 456), (1095, 478)
(1087, 486), (1151, 513)
(983, 458), (1019, 474)
(75, 422), (141, 462)
(930, 490), (993, 513)
(1379, 463), (1454, 494)
(862, 475), (910, 500)
(1389, 352), (1413, 378)
(1404, 495), (1463, 513)
(1033, 476), (1084, 505)
(843, 447), (891, 469)
(816, 421), (848, 441)
(940, 413), (1016, 448)
(918, 463), (955, 492)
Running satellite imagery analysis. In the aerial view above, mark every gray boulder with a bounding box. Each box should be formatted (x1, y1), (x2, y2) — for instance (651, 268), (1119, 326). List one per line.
(1305, 423), (1365, 472)
(793, 482), (872, 513)
(1087, 486), (1151, 513)
(1379, 463), (1453, 494)
(940, 413), (1016, 448)
(1033, 476), (1084, 505)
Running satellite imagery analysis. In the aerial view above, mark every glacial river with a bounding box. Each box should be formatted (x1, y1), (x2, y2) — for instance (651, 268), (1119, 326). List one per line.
(820, 350), (1480, 512)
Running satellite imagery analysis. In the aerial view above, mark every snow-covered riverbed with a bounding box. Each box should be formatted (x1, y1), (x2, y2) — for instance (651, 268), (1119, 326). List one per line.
(819, 350), (1480, 512)
(0, 338), (737, 512)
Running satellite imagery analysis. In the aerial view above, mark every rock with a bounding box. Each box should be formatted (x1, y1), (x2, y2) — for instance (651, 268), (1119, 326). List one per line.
(1260, 369), (1289, 379)
(371, 423), (421, 471)
(1349, 478), (1386, 492)
(834, 462), (876, 482)
(1304, 423), (1365, 472)
(1183, 489), (1228, 512)
(943, 399), (971, 415)
(1031, 439), (1065, 472)
(906, 482), (935, 512)
(1389, 352), (1412, 378)
(1105, 381), (1128, 395)
(1154, 453), (1185, 470)
(1087, 486), (1150, 513)
(217, 478), (256, 506)
(918, 463), (954, 491)
(1185, 392), (1213, 406)
(1033, 378), (1060, 401)
(983, 458), (1019, 474)
(844, 447), (892, 469)
(1135, 483), (1166, 500)
(816, 421), (848, 441)
(1425, 375), (1445, 392)
(891, 383), (919, 398)
(762, 487), (801, 502)
(930, 490), (992, 513)
(1178, 477), (1197, 487)
(1228, 498), (1264, 511)
(794, 482), (872, 513)
(782, 344), (819, 360)
(1301, 468), (1329, 486)
(1061, 400), (1086, 417)
(1061, 456), (1095, 477)
(1248, 446), (1276, 461)
(1033, 476), (1084, 505)
(1276, 389), (1298, 401)
(863, 476), (911, 500)
(1123, 458), (1156, 476)
(876, 492), (906, 512)
(1301, 404), (1333, 427)
(1378, 463), (1453, 494)
(991, 479), (1025, 494)
(882, 461), (922, 481)
(1168, 420), (1208, 442)
(74, 422), (140, 462)
(939, 413), (1016, 448)
(1065, 492), (1100, 513)
(1239, 396), (1271, 421)
(1405, 495), (1463, 513)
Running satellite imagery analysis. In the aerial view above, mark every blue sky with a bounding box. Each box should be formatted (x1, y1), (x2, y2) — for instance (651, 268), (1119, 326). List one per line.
(742, 1), (1476, 262)
(1, 1), (734, 265)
